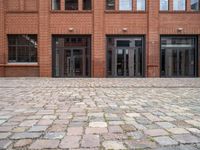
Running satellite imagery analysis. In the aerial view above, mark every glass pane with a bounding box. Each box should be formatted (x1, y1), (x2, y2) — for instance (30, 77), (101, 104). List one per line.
(191, 0), (199, 11)
(8, 35), (37, 63)
(137, 0), (145, 11)
(83, 0), (91, 10)
(160, 0), (169, 10)
(65, 0), (78, 10)
(106, 0), (115, 10)
(119, 0), (132, 11)
(52, 0), (60, 10)
(173, 0), (186, 10)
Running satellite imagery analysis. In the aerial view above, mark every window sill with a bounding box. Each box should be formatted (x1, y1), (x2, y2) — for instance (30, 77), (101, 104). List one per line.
(50, 10), (93, 13)
(6, 11), (38, 13)
(159, 11), (200, 14)
(3, 63), (39, 67)
(105, 10), (146, 13)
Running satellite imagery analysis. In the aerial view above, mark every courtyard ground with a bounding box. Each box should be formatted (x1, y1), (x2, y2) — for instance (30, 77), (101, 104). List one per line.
(0, 78), (200, 149)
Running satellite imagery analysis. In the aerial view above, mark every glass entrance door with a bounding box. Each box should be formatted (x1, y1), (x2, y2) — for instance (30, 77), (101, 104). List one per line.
(107, 37), (144, 77)
(161, 36), (197, 77)
(63, 49), (85, 77)
(163, 48), (195, 77)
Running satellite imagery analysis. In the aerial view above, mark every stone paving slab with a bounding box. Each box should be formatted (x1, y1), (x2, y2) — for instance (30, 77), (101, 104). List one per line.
(0, 78), (200, 149)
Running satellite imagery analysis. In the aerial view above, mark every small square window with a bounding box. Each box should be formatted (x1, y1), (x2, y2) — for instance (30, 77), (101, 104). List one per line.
(65, 0), (78, 10)
(52, 0), (61, 10)
(137, 0), (145, 11)
(173, 0), (186, 11)
(106, 0), (115, 10)
(119, 0), (132, 11)
(191, 0), (200, 11)
(83, 0), (92, 10)
(160, 0), (169, 11)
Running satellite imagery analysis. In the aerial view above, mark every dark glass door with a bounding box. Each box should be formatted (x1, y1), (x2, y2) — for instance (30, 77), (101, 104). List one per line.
(164, 48), (195, 77)
(64, 49), (84, 77)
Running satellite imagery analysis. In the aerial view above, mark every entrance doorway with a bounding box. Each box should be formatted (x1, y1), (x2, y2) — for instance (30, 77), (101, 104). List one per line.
(107, 37), (144, 77)
(161, 36), (198, 77)
(52, 36), (91, 77)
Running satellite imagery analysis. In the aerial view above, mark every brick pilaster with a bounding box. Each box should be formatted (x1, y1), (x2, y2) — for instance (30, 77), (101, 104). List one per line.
(147, 0), (160, 77)
(39, 0), (51, 77)
(61, 0), (65, 10)
(0, 0), (5, 76)
(169, 0), (173, 11)
(198, 35), (200, 77)
(79, 0), (83, 10)
(187, 0), (191, 11)
(93, 0), (106, 77)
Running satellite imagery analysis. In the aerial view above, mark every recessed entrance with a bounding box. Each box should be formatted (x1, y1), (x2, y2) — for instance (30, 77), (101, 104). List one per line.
(52, 36), (91, 77)
(161, 36), (198, 77)
(107, 36), (145, 77)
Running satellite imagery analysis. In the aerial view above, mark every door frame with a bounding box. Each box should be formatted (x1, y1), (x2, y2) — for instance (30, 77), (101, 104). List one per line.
(106, 35), (145, 78)
(160, 35), (198, 78)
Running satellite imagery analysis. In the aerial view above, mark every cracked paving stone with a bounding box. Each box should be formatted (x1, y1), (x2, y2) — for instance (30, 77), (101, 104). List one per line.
(102, 141), (127, 150)
(29, 139), (60, 149)
(153, 136), (178, 146)
(59, 135), (81, 149)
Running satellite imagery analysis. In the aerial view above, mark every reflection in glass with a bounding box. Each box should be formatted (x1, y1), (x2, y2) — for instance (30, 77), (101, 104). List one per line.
(160, 0), (168, 11)
(119, 0), (132, 11)
(173, 0), (186, 11)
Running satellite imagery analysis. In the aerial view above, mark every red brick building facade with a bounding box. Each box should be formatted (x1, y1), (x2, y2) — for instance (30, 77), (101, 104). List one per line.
(0, 0), (200, 77)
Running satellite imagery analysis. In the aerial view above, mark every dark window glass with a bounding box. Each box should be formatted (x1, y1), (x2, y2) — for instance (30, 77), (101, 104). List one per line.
(83, 0), (92, 10)
(106, 0), (115, 10)
(65, 0), (78, 10)
(160, 0), (169, 11)
(52, 0), (61, 10)
(8, 35), (37, 63)
(191, 0), (200, 11)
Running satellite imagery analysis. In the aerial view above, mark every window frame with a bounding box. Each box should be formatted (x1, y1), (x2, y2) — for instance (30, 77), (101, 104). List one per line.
(8, 35), (38, 64)
(106, 0), (115, 10)
(65, 0), (79, 10)
(83, 0), (92, 10)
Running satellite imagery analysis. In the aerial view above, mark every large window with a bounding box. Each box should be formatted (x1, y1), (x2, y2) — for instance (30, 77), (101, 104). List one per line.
(173, 0), (186, 10)
(65, 0), (78, 10)
(160, 0), (169, 11)
(83, 0), (92, 10)
(106, 0), (115, 10)
(191, 0), (200, 11)
(119, 0), (132, 11)
(137, 0), (146, 11)
(52, 0), (61, 10)
(8, 35), (37, 63)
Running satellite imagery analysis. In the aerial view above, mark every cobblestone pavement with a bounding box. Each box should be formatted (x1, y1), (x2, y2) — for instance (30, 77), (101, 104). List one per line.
(0, 78), (200, 150)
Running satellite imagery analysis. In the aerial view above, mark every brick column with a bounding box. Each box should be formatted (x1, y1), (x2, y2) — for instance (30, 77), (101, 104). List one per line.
(115, 0), (119, 10)
(147, 0), (160, 77)
(198, 35), (200, 77)
(19, 0), (24, 11)
(0, 0), (5, 76)
(39, 0), (51, 77)
(92, 1), (106, 77)
(78, 0), (83, 10)
(169, 0), (173, 11)
(187, 0), (191, 11)
(61, 0), (65, 10)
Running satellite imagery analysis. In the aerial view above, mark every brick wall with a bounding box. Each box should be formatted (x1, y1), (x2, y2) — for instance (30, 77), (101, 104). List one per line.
(0, 0), (200, 77)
